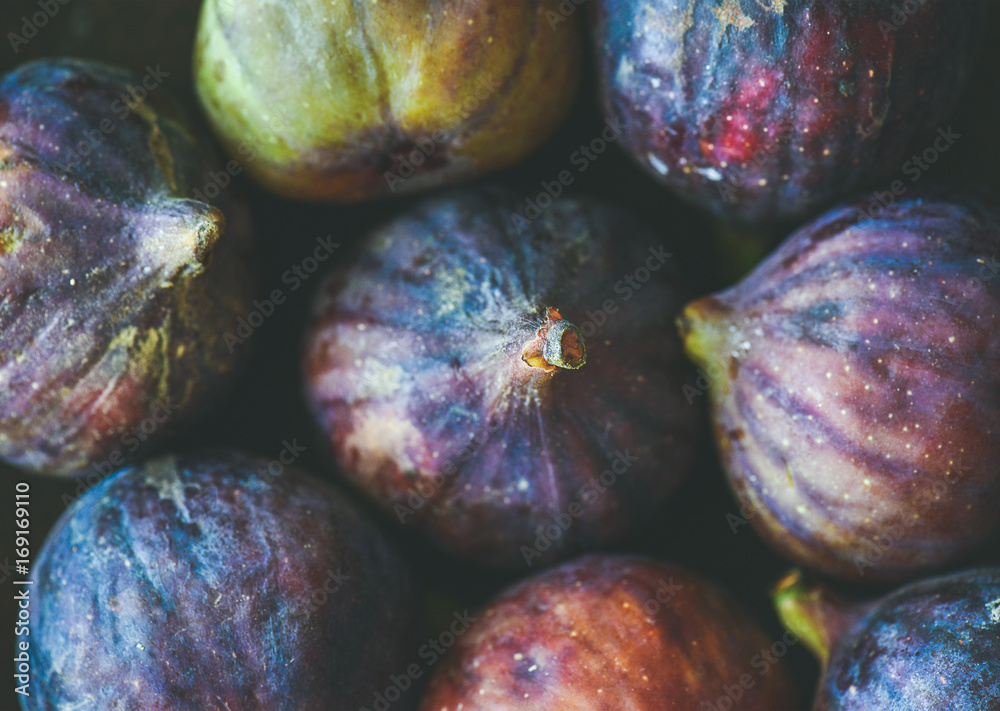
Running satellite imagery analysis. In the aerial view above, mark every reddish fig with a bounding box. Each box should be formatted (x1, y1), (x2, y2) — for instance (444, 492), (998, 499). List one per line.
(419, 554), (801, 710)
(0, 59), (254, 476)
(776, 568), (1000, 710)
(591, 0), (985, 221)
(678, 192), (1000, 582)
(25, 450), (421, 711)
(304, 188), (699, 568)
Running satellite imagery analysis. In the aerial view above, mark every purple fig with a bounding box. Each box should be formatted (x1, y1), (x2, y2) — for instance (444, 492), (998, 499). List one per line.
(0, 59), (254, 476)
(303, 187), (699, 569)
(775, 568), (1000, 710)
(24, 450), (421, 711)
(591, 0), (985, 221)
(194, 0), (581, 202)
(677, 192), (1000, 582)
(418, 554), (801, 710)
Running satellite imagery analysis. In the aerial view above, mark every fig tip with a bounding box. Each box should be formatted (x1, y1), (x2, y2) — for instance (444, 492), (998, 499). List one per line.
(521, 306), (586, 373)
(677, 296), (732, 367)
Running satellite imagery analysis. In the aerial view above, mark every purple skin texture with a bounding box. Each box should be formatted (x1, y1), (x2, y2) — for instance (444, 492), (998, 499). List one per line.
(0, 59), (254, 476)
(678, 192), (1000, 583)
(591, 0), (985, 222)
(304, 188), (700, 569)
(418, 554), (801, 711)
(776, 568), (1000, 710)
(24, 450), (421, 711)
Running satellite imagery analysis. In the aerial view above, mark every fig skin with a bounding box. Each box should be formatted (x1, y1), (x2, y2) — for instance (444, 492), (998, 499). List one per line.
(678, 192), (1000, 583)
(193, 0), (581, 202)
(418, 554), (801, 711)
(776, 568), (1000, 710)
(591, 0), (985, 222)
(0, 59), (254, 476)
(25, 450), (422, 711)
(304, 188), (699, 569)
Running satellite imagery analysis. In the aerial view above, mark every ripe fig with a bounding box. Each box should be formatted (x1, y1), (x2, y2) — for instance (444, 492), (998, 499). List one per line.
(418, 554), (801, 710)
(194, 0), (581, 202)
(591, 0), (985, 222)
(25, 450), (421, 711)
(0, 59), (254, 476)
(775, 568), (1000, 710)
(677, 192), (1000, 582)
(303, 188), (699, 569)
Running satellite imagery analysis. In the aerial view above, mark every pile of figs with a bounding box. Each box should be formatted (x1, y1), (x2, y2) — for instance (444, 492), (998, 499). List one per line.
(5, 1), (1000, 710)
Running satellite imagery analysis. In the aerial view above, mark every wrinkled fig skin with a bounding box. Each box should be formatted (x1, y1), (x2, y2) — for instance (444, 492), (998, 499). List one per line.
(0, 59), (254, 475)
(304, 188), (699, 568)
(194, 0), (581, 202)
(778, 569), (1000, 710)
(419, 555), (801, 711)
(679, 194), (1000, 582)
(592, 0), (985, 222)
(26, 450), (421, 711)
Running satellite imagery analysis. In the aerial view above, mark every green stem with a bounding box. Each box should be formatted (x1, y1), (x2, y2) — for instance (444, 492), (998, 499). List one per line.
(773, 570), (870, 666)
(676, 296), (732, 371)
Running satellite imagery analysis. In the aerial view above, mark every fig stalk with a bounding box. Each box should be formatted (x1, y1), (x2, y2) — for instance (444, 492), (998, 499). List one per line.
(521, 307), (586, 372)
(676, 297), (734, 369)
(773, 570), (872, 666)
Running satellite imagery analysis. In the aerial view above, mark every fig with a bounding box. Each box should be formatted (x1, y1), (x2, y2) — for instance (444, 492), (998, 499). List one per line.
(303, 187), (699, 569)
(677, 192), (1000, 582)
(775, 568), (1000, 710)
(24, 449), (421, 711)
(418, 554), (801, 710)
(0, 58), (254, 476)
(193, 0), (581, 202)
(591, 0), (985, 222)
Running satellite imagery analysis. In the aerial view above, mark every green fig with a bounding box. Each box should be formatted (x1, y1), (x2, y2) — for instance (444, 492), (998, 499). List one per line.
(193, 0), (582, 201)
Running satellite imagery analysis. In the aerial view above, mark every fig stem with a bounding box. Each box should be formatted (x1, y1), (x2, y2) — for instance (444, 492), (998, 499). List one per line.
(676, 296), (731, 370)
(521, 307), (586, 372)
(772, 570), (867, 666)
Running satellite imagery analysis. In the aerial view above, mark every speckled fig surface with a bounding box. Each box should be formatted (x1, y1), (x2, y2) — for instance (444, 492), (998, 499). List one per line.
(0, 59), (254, 476)
(776, 568), (1000, 710)
(25, 450), (421, 711)
(678, 192), (1000, 582)
(419, 554), (801, 710)
(304, 188), (699, 568)
(591, 0), (985, 221)
(194, 0), (581, 202)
